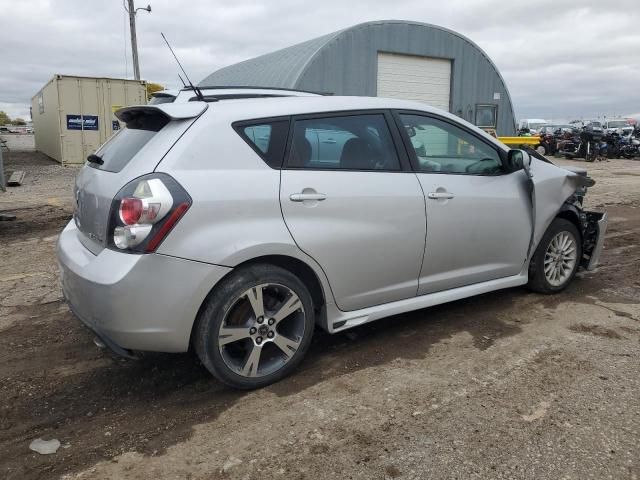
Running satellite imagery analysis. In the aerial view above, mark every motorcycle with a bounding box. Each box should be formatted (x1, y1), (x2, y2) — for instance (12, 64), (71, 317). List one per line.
(558, 125), (604, 162)
(600, 132), (621, 159)
(619, 130), (640, 159)
(536, 131), (557, 156)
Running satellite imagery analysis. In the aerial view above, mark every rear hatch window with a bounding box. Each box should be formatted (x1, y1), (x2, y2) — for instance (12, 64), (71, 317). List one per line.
(89, 110), (169, 173)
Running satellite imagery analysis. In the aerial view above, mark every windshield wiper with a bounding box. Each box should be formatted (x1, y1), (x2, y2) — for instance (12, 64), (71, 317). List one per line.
(87, 154), (104, 165)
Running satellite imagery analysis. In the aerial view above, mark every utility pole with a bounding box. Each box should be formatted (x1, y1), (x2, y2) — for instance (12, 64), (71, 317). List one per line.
(126, 0), (151, 80)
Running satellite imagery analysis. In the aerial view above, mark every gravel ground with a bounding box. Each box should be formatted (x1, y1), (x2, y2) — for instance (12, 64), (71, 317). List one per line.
(0, 152), (639, 480)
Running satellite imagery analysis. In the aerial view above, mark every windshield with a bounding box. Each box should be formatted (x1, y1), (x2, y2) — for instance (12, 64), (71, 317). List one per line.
(608, 120), (627, 128)
(529, 123), (547, 129)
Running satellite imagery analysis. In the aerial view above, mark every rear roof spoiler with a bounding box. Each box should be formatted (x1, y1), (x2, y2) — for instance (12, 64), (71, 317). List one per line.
(115, 103), (208, 122)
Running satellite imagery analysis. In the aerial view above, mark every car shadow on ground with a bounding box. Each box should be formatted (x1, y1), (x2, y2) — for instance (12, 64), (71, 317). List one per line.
(1, 283), (527, 479)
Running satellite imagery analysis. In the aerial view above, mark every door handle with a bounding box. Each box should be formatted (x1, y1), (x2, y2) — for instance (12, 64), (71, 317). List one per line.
(427, 192), (455, 200)
(321, 138), (336, 144)
(290, 192), (327, 202)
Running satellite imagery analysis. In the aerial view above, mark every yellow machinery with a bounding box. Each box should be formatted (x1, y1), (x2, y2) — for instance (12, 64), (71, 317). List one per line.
(497, 136), (540, 148)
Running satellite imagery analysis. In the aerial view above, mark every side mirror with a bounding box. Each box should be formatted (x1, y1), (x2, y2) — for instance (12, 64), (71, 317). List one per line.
(508, 149), (532, 177)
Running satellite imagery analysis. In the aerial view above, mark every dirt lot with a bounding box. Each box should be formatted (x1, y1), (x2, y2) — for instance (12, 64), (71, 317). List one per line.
(1, 152), (639, 480)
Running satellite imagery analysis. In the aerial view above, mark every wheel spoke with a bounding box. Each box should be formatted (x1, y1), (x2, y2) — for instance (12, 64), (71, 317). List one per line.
(272, 293), (302, 324)
(246, 287), (265, 319)
(241, 344), (262, 377)
(272, 334), (301, 358)
(219, 327), (251, 346)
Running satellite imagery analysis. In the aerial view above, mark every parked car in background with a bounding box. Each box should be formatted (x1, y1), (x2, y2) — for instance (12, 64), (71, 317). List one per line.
(518, 118), (548, 134)
(538, 125), (573, 136)
(603, 118), (633, 135)
(58, 95), (607, 389)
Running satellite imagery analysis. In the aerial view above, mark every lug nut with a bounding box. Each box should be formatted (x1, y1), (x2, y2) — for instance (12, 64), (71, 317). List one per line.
(268, 318), (275, 326)
(256, 337), (263, 345)
(257, 316), (264, 324)
(249, 327), (257, 335)
(267, 331), (274, 339)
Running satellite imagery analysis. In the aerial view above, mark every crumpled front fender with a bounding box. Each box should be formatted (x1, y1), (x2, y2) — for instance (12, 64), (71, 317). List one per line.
(528, 159), (596, 257)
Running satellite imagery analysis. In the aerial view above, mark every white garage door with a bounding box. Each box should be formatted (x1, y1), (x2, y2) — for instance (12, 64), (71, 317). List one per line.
(376, 52), (452, 111)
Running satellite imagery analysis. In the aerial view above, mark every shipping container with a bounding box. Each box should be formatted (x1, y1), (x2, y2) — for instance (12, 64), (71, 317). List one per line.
(31, 75), (147, 165)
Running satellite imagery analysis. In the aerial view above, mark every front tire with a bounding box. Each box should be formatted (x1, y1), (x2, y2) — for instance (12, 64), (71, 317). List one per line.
(194, 264), (315, 389)
(527, 218), (582, 294)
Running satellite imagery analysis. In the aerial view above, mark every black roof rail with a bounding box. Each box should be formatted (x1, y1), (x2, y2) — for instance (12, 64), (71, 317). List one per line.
(186, 85), (330, 95)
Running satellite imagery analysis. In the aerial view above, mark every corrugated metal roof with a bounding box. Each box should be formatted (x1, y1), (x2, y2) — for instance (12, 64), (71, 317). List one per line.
(199, 30), (344, 88)
(199, 20), (516, 135)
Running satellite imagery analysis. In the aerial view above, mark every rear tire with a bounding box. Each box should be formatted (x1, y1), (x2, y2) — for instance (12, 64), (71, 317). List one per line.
(193, 264), (315, 389)
(527, 218), (582, 294)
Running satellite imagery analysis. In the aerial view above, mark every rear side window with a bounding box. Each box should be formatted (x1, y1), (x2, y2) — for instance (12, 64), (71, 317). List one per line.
(287, 114), (400, 171)
(91, 110), (169, 173)
(235, 120), (289, 169)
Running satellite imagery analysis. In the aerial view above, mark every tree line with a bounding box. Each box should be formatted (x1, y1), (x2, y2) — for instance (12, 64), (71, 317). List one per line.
(0, 111), (26, 126)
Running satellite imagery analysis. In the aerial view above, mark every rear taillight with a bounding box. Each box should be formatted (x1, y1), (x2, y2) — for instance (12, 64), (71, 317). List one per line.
(107, 173), (191, 253)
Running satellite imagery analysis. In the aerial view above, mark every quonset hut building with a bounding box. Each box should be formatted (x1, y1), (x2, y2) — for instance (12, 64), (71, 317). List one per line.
(200, 20), (516, 135)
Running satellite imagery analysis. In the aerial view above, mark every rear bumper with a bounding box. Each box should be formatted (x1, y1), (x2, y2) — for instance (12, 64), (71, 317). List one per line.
(57, 220), (232, 352)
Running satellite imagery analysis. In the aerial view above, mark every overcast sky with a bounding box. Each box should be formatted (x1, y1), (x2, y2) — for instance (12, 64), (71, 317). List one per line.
(1, 0), (639, 122)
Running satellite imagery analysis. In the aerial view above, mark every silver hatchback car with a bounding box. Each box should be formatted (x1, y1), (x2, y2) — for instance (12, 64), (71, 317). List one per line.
(57, 95), (607, 389)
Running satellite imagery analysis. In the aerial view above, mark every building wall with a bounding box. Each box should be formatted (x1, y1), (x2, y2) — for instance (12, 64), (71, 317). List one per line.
(294, 22), (516, 135)
(32, 76), (62, 161)
(201, 21), (517, 136)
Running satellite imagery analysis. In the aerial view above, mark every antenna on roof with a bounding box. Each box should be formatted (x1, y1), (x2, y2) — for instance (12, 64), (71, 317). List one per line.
(161, 32), (205, 101)
(177, 74), (186, 88)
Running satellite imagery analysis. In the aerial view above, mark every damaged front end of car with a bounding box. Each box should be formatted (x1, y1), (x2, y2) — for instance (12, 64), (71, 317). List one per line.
(559, 177), (608, 270)
(524, 149), (608, 272)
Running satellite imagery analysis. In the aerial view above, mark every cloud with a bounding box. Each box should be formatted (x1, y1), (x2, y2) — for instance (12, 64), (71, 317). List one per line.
(0, 0), (638, 121)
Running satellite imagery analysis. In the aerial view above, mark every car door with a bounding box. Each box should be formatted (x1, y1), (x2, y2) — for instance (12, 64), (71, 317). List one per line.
(395, 112), (532, 295)
(280, 111), (426, 312)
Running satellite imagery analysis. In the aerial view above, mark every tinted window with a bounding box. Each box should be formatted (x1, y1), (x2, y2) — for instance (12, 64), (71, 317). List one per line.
(149, 95), (176, 105)
(288, 114), (400, 171)
(236, 120), (289, 169)
(90, 128), (157, 173)
(400, 114), (502, 175)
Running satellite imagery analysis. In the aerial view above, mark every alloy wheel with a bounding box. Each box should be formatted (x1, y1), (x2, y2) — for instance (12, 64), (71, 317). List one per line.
(218, 283), (306, 378)
(543, 231), (578, 287)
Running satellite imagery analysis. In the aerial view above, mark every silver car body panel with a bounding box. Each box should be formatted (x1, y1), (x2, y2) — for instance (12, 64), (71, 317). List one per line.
(58, 95), (607, 352)
(415, 170), (531, 294)
(327, 272), (529, 332)
(58, 221), (231, 352)
(74, 116), (201, 256)
(279, 170), (426, 311)
(115, 102), (208, 121)
(526, 158), (593, 258)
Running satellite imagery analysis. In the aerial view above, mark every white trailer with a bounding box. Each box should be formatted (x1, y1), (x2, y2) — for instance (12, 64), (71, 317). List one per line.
(31, 75), (147, 165)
